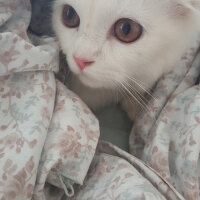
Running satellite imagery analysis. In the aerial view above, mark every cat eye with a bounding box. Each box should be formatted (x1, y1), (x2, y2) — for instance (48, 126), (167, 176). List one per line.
(62, 5), (80, 28)
(114, 18), (143, 43)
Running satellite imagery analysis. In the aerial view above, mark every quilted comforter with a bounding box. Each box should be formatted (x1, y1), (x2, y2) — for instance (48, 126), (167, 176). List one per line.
(0, 0), (200, 199)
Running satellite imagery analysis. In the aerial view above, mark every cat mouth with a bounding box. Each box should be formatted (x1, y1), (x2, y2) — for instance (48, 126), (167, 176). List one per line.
(78, 72), (96, 85)
(69, 61), (106, 88)
(77, 72), (105, 88)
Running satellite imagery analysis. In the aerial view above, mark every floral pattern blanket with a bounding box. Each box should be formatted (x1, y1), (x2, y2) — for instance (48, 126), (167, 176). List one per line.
(0, 0), (200, 200)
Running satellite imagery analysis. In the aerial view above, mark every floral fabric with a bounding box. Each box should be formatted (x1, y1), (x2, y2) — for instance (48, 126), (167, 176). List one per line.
(0, 0), (200, 200)
(130, 36), (200, 200)
(0, 0), (99, 199)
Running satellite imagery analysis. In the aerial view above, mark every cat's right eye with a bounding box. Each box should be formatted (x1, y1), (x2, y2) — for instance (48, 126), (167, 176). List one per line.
(62, 5), (80, 28)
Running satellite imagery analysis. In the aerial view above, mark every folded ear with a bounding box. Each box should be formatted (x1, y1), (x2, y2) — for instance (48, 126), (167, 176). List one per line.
(170, 0), (200, 17)
(190, 0), (200, 11)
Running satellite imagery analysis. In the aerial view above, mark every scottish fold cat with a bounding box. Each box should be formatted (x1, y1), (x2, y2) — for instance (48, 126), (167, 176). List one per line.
(52, 0), (200, 120)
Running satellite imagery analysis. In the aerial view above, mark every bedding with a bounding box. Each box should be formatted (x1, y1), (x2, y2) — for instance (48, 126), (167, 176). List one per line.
(0, 0), (200, 199)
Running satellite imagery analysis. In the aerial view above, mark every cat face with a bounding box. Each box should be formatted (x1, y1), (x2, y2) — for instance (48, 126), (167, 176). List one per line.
(53, 0), (199, 89)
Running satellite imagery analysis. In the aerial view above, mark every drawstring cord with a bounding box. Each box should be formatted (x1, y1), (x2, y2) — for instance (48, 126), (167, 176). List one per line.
(57, 170), (75, 197)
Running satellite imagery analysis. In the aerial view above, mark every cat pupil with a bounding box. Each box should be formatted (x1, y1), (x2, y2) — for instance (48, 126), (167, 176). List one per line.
(121, 22), (131, 35)
(66, 7), (75, 20)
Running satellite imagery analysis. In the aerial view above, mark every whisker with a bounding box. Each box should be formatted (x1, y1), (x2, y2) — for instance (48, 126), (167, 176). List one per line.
(124, 82), (151, 113)
(125, 75), (158, 101)
(119, 82), (148, 112)
(123, 81), (150, 110)
(81, 69), (157, 114)
(123, 74), (162, 111)
(124, 80), (149, 105)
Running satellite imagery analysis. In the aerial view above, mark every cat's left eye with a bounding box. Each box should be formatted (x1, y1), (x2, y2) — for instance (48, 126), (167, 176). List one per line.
(114, 18), (143, 43)
(62, 5), (80, 28)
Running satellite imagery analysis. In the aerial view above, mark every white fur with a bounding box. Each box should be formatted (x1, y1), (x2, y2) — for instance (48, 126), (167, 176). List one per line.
(52, 0), (200, 118)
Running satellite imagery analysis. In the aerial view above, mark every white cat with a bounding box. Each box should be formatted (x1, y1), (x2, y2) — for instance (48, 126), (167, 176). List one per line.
(52, 0), (200, 120)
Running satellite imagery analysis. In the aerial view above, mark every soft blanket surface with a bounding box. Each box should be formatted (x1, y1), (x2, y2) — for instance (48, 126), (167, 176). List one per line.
(0, 0), (200, 200)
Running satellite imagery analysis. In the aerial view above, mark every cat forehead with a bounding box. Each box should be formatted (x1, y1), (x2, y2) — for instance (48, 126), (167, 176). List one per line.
(55, 0), (173, 14)
(54, 0), (174, 29)
(55, 0), (174, 6)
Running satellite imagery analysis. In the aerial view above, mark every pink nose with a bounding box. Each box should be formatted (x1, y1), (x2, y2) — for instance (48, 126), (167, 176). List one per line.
(73, 56), (94, 71)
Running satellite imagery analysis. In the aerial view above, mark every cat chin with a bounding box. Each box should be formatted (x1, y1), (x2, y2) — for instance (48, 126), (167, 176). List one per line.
(77, 74), (113, 89)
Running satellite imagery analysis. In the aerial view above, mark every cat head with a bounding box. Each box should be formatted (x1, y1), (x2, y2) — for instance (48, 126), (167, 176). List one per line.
(53, 0), (200, 89)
